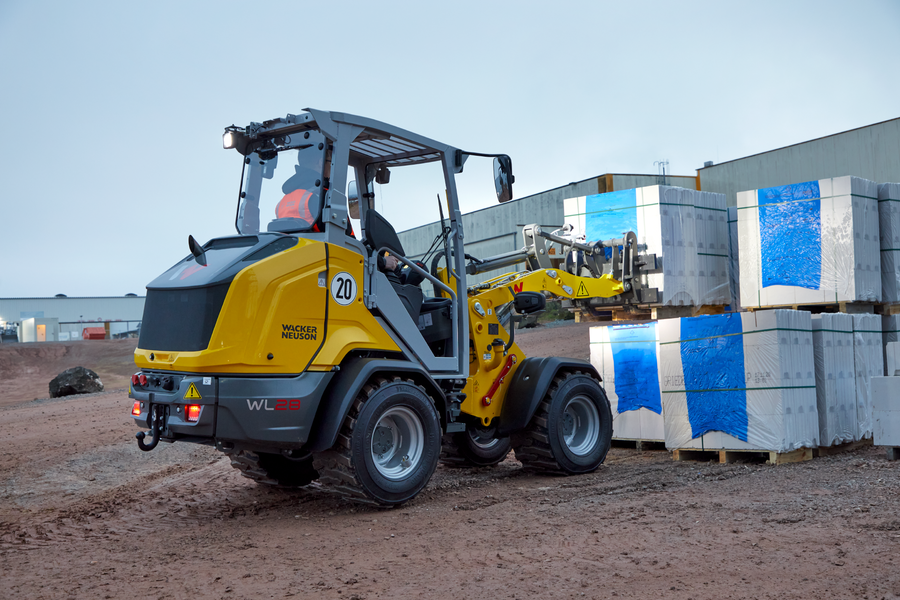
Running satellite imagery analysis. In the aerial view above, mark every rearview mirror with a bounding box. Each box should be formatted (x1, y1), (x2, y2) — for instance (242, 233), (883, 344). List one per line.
(347, 180), (374, 220)
(494, 155), (514, 203)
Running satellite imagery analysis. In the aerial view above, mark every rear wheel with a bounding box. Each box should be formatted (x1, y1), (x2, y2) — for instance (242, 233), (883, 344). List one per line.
(227, 450), (319, 487)
(511, 371), (612, 474)
(313, 377), (441, 506)
(441, 425), (512, 467)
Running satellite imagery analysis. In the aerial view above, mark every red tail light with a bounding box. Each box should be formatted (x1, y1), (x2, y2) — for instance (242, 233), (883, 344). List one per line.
(131, 373), (140, 385)
(186, 404), (201, 422)
(138, 374), (148, 386)
(132, 401), (141, 416)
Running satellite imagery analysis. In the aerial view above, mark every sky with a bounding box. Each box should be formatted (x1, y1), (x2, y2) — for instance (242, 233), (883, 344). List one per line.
(1, 0), (898, 298)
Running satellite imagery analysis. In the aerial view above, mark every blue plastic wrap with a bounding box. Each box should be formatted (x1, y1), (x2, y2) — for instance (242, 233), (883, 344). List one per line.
(679, 313), (748, 441)
(758, 181), (822, 290)
(608, 323), (661, 414)
(586, 189), (637, 258)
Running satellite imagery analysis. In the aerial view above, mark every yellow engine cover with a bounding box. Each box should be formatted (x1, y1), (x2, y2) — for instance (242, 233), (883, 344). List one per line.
(134, 239), (399, 373)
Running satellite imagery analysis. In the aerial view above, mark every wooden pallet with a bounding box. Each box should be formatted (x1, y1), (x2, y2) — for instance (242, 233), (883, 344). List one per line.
(876, 303), (900, 316)
(573, 304), (727, 323)
(813, 437), (873, 457)
(611, 439), (666, 451)
(671, 447), (813, 465)
(746, 302), (876, 315)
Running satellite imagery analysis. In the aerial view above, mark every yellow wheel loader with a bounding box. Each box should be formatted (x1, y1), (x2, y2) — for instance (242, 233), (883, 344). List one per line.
(128, 109), (652, 506)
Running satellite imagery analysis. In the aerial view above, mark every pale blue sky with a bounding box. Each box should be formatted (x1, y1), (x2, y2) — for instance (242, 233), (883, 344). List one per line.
(1, 0), (898, 297)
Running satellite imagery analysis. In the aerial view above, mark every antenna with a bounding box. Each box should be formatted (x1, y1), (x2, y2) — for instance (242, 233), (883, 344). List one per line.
(654, 160), (669, 186)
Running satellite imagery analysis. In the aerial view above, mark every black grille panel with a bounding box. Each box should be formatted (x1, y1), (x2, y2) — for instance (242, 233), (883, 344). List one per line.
(138, 284), (231, 352)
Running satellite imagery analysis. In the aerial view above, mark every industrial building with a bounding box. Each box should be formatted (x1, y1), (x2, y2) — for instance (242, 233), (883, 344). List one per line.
(0, 296), (145, 343)
(398, 117), (900, 284)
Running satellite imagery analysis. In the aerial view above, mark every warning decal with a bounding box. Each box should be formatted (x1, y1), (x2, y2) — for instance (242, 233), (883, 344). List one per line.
(576, 282), (590, 297)
(184, 383), (202, 400)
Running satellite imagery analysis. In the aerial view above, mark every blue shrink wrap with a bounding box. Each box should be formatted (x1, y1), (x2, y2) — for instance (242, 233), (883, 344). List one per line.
(758, 181), (822, 290)
(608, 323), (661, 414)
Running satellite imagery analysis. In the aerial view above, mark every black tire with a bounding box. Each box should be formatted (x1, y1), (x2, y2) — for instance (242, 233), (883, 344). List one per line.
(227, 450), (319, 487)
(313, 377), (441, 506)
(440, 426), (512, 467)
(511, 371), (612, 474)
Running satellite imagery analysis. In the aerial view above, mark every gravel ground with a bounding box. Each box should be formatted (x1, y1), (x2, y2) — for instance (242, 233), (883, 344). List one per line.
(1, 324), (899, 600)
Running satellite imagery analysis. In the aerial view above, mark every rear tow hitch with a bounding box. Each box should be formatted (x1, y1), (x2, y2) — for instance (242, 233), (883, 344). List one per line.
(136, 405), (166, 451)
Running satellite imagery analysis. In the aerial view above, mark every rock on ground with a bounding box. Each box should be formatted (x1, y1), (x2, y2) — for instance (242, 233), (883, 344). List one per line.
(48, 366), (104, 398)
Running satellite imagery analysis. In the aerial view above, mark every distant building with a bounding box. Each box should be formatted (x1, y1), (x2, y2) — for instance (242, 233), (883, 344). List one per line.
(0, 296), (145, 342)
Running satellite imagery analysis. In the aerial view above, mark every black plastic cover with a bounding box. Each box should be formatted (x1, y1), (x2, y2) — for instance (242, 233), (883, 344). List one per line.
(138, 284), (230, 351)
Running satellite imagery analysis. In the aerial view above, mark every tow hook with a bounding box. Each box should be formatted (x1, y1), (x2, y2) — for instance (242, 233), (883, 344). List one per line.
(136, 405), (165, 451)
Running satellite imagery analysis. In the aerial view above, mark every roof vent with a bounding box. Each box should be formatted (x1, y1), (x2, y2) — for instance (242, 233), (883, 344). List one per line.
(703, 161), (714, 168)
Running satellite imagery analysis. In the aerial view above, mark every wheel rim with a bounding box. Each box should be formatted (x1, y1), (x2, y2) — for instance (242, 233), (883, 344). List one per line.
(467, 427), (501, 450)
(561, 395), (600, 456)
(370, 406), (425, 481)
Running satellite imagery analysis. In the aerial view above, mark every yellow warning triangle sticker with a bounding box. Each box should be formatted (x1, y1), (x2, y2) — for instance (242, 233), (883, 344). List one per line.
(184, 383), (202, 400)
(576, 282), (590, 297)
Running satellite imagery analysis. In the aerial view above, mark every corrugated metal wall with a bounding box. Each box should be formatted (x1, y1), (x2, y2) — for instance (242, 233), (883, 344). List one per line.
(699, 118), (900, 207)
(398, 173), (698, 285)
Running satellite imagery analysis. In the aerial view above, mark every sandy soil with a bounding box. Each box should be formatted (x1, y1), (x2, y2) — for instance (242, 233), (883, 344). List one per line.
(1, 322), (899, 600)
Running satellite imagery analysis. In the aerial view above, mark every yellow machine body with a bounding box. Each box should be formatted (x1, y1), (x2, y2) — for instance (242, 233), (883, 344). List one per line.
(134, 239), (399, 373)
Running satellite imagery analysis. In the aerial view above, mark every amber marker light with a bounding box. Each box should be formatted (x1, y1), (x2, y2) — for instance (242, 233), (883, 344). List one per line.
(186, 404), (201, 422)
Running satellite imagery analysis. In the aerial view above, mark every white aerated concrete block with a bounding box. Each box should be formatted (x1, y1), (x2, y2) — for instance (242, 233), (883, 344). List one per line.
(873, 376), (900, 447)
(737, 176), (881, 308)
(887, 342), (900, 377)
(658, 310), (818, 453)
(811, 314), (857, 446)
(590, 323), (664, 441)
(878, 183), (900, 303)
(563, 186), (730, 307)
(854, 314), (884, 440)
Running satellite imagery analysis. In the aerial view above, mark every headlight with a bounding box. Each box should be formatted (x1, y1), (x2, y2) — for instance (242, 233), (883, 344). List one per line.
(223, 131), (236, 149)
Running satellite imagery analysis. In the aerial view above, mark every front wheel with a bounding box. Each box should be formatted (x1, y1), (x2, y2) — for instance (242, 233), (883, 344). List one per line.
(511, 372), (612, 474)
(441, 425), (512, 467)
(313, 378), (441, 506)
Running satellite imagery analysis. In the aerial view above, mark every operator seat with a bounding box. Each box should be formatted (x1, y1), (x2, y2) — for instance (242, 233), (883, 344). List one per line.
(362, 209), (424, 321)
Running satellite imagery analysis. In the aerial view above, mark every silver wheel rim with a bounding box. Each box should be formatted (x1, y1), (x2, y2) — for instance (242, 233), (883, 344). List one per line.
(468, 428), (500, 450)
(371, 406), (425, 481)
(562, 395), (600, 456)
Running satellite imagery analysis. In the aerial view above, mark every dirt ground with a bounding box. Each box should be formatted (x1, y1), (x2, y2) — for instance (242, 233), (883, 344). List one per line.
(2, 323), (899, 600)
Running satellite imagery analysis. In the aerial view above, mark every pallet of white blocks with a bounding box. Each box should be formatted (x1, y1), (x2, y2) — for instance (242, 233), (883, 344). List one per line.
(658, 310), (819, 464)
(887, 341), (900, 377)
(563, 186), (730, 307)
(879, 183), (900, 303)
(590, 323), (664, 443)
(737, 176), (881, 309)
(811, 314), (857, 447)
(853, 314), (883, 441)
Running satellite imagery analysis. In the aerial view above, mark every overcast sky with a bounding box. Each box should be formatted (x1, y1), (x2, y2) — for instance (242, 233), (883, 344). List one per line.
(1, 0), (898, 298)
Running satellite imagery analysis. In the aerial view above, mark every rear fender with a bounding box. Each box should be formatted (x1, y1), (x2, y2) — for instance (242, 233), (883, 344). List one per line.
(496, 357), (601, 437)
(305, 357), (446, 453)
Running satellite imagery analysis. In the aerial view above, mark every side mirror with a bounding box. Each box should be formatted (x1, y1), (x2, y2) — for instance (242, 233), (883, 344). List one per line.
(513, 291), (545, 314)
(347, 180), (374, 220)
(493, 155), (514, 203)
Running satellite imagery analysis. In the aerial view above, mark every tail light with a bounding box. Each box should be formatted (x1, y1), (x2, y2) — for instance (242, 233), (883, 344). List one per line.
(131, 373), (140, 385)
(138, 374), (147, 386)
(186, 404), (201, 422)
(131, 401), (141, 416)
